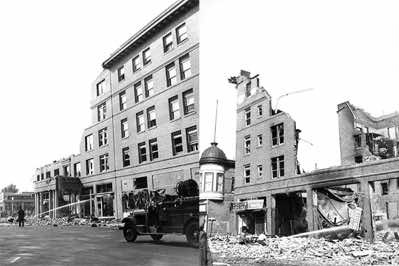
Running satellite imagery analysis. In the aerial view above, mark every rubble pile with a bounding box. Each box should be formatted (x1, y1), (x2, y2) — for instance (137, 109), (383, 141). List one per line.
(26, 217), (122, 229)
(209, 233), (399, 265)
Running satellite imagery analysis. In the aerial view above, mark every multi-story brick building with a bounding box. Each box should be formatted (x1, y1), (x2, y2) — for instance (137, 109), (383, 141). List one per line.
(228, 70), (301, 235)
(33, 0), (199, 219)
(0, 192), (35, 217)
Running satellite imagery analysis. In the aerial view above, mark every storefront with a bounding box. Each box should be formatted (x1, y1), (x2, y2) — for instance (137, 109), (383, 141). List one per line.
(233, 198), (266, 235)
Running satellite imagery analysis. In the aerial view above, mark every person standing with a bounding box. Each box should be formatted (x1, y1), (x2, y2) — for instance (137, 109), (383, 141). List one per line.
(17, 207), (25, 227)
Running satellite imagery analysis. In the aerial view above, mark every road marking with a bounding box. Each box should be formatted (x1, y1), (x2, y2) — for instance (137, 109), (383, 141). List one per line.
(9, 256), (21, 263)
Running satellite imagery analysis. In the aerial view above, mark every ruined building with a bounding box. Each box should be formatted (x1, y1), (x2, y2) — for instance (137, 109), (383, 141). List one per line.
(33, 0), (199, 219)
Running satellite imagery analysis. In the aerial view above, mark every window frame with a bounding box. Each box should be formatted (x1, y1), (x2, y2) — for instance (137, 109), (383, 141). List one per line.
(163, 32), (174, 53)
(179, 54), (191, 80)
(166, 62), (177, 87)
(118, 65), (125, 82)
(176, 23), (188, 44)
(171, 130), (183, 156)
(121, 118), (129, 138)
(138, 142), (147, 163)
(186, 126), (198, 152)
(183, 88), (195, 115)
(149, 138), (159, 161)
(146, 106), (157, 129)
(142, 47), (151, 66)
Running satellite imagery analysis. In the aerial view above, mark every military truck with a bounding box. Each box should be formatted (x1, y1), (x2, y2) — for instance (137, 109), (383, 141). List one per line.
(121, 180), (199, 246)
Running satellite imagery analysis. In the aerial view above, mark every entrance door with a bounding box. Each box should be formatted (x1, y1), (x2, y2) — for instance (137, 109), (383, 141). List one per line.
(96, 196), (103, 217)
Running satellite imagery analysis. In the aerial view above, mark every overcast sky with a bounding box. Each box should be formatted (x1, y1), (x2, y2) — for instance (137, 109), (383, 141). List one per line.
(0, 0), (175, 192)
(200, 0), (399, 172)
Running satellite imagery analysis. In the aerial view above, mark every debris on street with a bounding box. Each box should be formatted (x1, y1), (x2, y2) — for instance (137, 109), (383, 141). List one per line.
(25, 216), (122, 229)
(208, 232), (399, 265)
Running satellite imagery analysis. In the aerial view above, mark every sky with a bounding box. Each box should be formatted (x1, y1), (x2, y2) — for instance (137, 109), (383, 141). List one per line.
(0, 0), (176, 192)
(200, 0), (399, 172)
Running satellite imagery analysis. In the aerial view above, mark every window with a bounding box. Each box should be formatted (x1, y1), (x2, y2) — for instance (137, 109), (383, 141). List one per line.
(186, 126), (198, 152)
(121, 118), (129, 138)
(183, 88), (195, 114)
(74, 162), (81, 177)
(147, 106), (156, 128)
(271, 123), (284, 146)
(54, 169), (59, 177)
(98, 128), (108, 147)
(257, 165), (263, 178)
(257, 105), (263, 116)
(99, 154), (109, 172)
(397, 178), (399, 189)
(163, 32), (173, 53)
(149, 138), (159, 161)
(354, 134), (361, 147)
(63, 165), (70, 176)
(134, 177), (148, 189)
(96, 80), (106, 96)
(216, 173), (224, 192)
(118, 65), (125, 82)
(122, 147), (130, 167)
(271, 155), (285, 178)
(119, 90), (127, 111)
(36, 175), (40, 181)
(171, 130), (183, 155)
(138, 142), (147, 163)
(179, 54), (191, 80)
(85, 134), (94, 151)
(132, 55), (142, 72)
(166, 62), (177, 87)
(245, 108), (251, 126)
(244, 135), (251, 154)
(46, 171), (51, 179)
(176, 23), (188, 44)
(144, 75), (154, 97)
(97, 102), (106, 121)
(381, 182), (389, 195)
(41, 173), (44, 180)
(136, 111), (145, 132)
(96, 183), (112, 193)
(244, 165), (251, 184)
(245, 82), (251, 97)
(355, 156), (363, 163)
(169, 95), (180, 120)
(257, 134), (263, 146)
(134, 81), (144, 103)
(142, 48), (151, 65)
(204, 172), (214, 192)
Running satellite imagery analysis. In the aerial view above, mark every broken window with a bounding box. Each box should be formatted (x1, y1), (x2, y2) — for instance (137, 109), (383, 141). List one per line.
(169, 95), (180, 120)
(134, 81), (143, 103)
(119, 90), (127, 111)
(99, 154), (109, 172)
(122, 147), (130, 167)
(244, 135), (251, 154)
(74, 162), (81, 177)
(186, 126), (198, 152)
(179, 54), (191, 80)
(245, 108), (251, 126)
(163, 32), (173, 53)
(98, 128), (107, 147)
(142, 47), (151, 65)
(166, 62), (177, 87)
(96, 183), (112, 193)
(121, 118), (129, 138)
(134, 177), (148, 189)
(271, 155), (284, 178)
(54, 168), (59, 177)
(63, 165), (70, 176)
(86, 159), (94, 175)
(354, 156), (363, 163)
(146, 106), (156, 128)
(144, 75), (154, 97)
(271, 123), (284, 146)
(171, 130), (183, 155)
(176, 23), (188, 44)
(354, 134), (361, 147)
(46, 171), (51, 179)
(381, 182), (389, 195)
(183, 88), (195, 114)
(244, 164), (251, 184)
(138, 142), (147, 163)
(245, 82), (251, 97)
(149, 138), (159, 161)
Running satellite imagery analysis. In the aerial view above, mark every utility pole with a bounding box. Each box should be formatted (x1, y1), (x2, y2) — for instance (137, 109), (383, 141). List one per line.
(213, 100), (218, 143)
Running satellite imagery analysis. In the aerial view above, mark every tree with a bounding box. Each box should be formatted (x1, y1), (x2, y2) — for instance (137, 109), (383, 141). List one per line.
(1, 184), (18, 193)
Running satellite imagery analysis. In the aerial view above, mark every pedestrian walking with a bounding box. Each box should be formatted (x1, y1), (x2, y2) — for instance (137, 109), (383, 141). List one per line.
(17, 207), (25, 227)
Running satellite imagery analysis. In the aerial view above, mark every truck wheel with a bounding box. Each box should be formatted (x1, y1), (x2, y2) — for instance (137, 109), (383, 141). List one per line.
(151, 234), (163, 241)
(123, 226), (137, 242)
(185, 221), (199, 247)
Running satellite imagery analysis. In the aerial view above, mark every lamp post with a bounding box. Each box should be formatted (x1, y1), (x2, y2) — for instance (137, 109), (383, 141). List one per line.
(274, 88), (314, 113)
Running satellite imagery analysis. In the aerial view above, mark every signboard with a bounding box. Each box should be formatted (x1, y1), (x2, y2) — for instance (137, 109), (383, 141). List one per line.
(247, 200), (264, 210)
(231, 202), (248, 211)
(348, 206), (362, 231)
(199, 203), (207, 213)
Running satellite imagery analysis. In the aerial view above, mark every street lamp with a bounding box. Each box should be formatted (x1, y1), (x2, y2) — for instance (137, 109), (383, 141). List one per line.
(273, 88), (314, 113)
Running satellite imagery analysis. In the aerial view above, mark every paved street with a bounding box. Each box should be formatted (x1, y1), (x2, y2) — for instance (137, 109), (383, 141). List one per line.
(0, 224), (199, 266)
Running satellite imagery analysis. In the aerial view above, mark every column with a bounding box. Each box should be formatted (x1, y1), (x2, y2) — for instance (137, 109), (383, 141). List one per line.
(361, 180), (374, 242)
(266, 194), (276, 235)
(34, 193), (38, 217)
(53, 190), (57, 218)
(306, 187), (317, 231)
